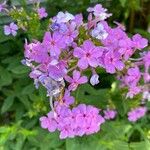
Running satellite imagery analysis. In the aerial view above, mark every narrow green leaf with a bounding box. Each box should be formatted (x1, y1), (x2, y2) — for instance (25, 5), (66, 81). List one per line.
(1, 96), (14, 113)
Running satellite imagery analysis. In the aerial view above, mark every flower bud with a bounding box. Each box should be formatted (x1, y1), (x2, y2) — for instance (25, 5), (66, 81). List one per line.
(90, 74), (99, 86)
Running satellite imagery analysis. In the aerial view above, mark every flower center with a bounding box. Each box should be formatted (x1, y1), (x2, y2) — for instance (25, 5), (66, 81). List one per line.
(86, 53), (91, 58)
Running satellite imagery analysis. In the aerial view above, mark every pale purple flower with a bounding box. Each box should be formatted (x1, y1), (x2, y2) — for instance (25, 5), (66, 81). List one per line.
(87, 4), (111, 20)
(48, 59), (67, 81)
(90, 74), (99, 86)
(61, 90), (75, 106)
(65, 70), (88, 91)
(91, 23), (108, 40)
(72, 14), (83, 27)
(104, 51), (125, 74)
(38, 7), (48, 19)
(103, 109), (117, 120)
(25, 41), (49, 63)
(40, 111), (58, 132)
(118, 38), (133, 60)
(53, 11), (75, 23)
(128, 107), (147, 122)
(73, 40), (103, 69)
(62, 22), (78, 45)
(126, 86), (141, 98)
(4, 22), (18, 36)
(125, 67), (141, 86)
(0, 1), (6, 12)
(50, 22), (60, 31)
(132, 34), (148, 49)
(43, 31), (66, 57)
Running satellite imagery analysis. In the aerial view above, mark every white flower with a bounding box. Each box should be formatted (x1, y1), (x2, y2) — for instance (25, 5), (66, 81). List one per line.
(55, 11), (75, 23)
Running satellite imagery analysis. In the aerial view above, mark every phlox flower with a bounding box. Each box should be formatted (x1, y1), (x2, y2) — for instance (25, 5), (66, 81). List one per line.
(61, 90), (75, 106)
(126, 86), (141, 98)
(53, 11), (75, 23)
(0, 1), (6, 12)
(38, 7), (48, 19)
(103, 109), (117, 120)
(4, 22), (18, 36)
(61, 22), (78, 45)
(104, 51), (124, 73)
(132, 34), (148, 49)
(48, 59), (67, 81)
(73, 40), (103, 69)
(125, 67), (141, 86)
(128, 107), (147, 122)
(24, 41), (49, 63)
(43, 31), (66, 57)
(87, 4), (112, 20)
(90, 74), (99, 86)
(65, 70), (88, 91)
(91, 23), (108, 40)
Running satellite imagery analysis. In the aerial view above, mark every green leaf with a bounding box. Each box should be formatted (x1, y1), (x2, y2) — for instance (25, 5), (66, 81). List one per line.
(22, 84), (35, 95)
(17, 95), (31, 110)
(0, 66), (12, 87)
(11, 65), (29, 74)
(74, 84), (110, 108)
(66, 135), (107, 150)
(1, 96), (14, 113)
(119, 0), (127, 7)
(129, 141), (150, 150)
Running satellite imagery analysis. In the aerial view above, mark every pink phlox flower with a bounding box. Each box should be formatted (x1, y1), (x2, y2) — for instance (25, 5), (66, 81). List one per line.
(61, 90), (75, 106)
(103, 109), (117, 120)
(128, 107), (147, 122)
(48, 59), (67, 81)
(126, 86), (141, 98)
(43, 31), (66, 57)
(132, 34), (148, 49)
(104, 51), (125, 73)
(73, 40), (103, 69)
(25, 41), (49, 63)
(62, 22), (78, 45)
(125, 67), (141, 86)
(65, 70), (88, 91)
(38, 7), (48, 19)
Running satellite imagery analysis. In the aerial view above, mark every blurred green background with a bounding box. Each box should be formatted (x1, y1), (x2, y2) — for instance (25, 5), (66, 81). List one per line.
(0, 0), (150, 150)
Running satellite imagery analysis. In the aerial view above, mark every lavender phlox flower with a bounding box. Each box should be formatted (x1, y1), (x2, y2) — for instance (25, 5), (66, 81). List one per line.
(91, 23), (108, 40)
(73, 40), (103, 69)
(128, 107), (147, 122)
(0, 1), (6, 12)
(53, 11), (75, 23)
(65, 70), (88, 91)
(4, 22), (18, 36)
(132, 34), (148, 49)
(37, 7), (48, 19)
(103, 109), (117, 120)
(43, 31), (66, 58)
(87, 4), (112, 20)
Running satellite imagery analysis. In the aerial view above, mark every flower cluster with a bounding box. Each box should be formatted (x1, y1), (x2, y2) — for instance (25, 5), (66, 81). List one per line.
(40, 101), (105, 139)
(128, 107), (147, 122)
(2, 3), (149, 139)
